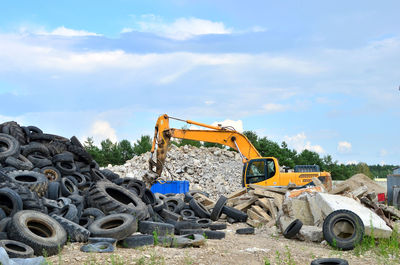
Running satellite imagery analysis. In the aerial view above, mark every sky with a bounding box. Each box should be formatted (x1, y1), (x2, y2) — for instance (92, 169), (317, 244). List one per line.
(0, 1), (399, 165)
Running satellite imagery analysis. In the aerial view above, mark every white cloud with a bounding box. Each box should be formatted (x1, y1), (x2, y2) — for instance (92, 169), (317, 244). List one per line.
(337, 141), (352, 153)
(284, 133), (325, 154)
(88, 120), (117, 145)
(380, 149), (388, 156)
(36, 26), (101, 37)
(346, 160), (358, 165)
(124, 16), (232, 40)
(204, 101), (215, 105)
(212, 120), (243, 132)
(262, 103), (289, 113)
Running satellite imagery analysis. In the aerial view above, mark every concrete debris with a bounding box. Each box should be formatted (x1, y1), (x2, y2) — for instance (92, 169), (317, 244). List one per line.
(316, 193), (392, 238)
(107, 145), (243, 199)
(297, 225), (323, 242)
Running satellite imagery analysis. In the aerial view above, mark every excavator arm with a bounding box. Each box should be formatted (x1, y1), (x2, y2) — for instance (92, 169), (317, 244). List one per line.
(147, 114), (260, 183)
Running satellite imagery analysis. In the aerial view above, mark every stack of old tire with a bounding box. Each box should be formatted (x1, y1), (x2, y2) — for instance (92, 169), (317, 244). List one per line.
(0, 121), (249, 258)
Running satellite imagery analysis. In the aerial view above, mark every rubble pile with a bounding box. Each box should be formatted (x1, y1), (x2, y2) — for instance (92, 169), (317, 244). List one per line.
(107, 144), (244, 199)
(0, 121), (251, 259)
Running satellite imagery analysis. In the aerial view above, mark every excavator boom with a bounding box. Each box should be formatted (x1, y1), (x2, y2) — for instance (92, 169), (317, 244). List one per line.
(148, 114), (260, 181)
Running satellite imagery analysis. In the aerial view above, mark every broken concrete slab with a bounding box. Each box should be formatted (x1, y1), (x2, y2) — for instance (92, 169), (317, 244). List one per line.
(297, 225), (323, 242)
(306, 194), (323, 227)
(316, 193), (392, 238)
(226, 188), (247, 199)
(350, 185), (368, 198)
(248, 184), (287, 194)
(282, 196), (314, 226)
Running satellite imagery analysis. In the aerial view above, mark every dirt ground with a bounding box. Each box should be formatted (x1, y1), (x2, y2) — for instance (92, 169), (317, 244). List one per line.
(47, 223), (396, 265)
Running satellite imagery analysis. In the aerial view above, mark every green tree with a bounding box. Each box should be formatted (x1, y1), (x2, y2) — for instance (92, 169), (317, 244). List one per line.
(84, 137), (102, 164)
(133, 135), (152, 155)
(355, 162), (373, 179)
(118, 139), (134, 161)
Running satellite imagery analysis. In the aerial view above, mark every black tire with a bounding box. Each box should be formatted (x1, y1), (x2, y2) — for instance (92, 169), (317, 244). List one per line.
(66, 172), (87, 188)
(138, 221), (175, 236)
(47, 181), (61, 200)
(30, 133), (69, 143)
(26, 126), (42, 135)
(204, 230), (225, 240)
(142, 189), (157, 205)
(51, 214), (90, 242)
(55, 204), (79, 223)
(78, 216), (94, 229)
(0, 133), (20, 162)
(1, 121), (26, 145)
(101, 169), (120, 181)
(323, 209), (364, 251)
(189, 198), (210, 219)
(45, 140), (68, 157)
(0, 208), (6, 220)
(283, 219), (303, 239)
(88, 213), (137, 240)
(55, 161), (77, 175)
(0, 187), (23, 217)
(27, 154), (52, 168)
(60, 177), (79, 197)
(68, 194), (84, 216)
(0, 231), (7, 240)
(127, 182), (145, 198)
(160, 208), (182, 221)
(211, 196), (227, 221)
(184, 190), (210, 203)
(68, 145), (93, 163)
(87, 181), (147, 219)
(7, 210), (67, 256)
(153, 199), (166, 213)
(0, 239), (34, 258)
(222, 206), (248, 222)
(196, 218), (212, 228)
(180, 209), (195, 218)
(80, 242), (114, 253)
(70, 136), (84, 148)
(310, 258), (349, 265)
(0, 181), (45, 213)
(118, 234), (154, 248)
(82, 208), (105, 220)
(5, 155), (33, 170)
(41, 166), (62, 182)
(174, 221), (201, 234)
(0, 217), (11, 232)
(236, 227), (255, 235)
(22, 142), (49, 157)
(5, 170), (48, 196)
(165, 197), (185, 213)
(209, 222), (227, 231)
(90, 168), (108, 182)
(88, 237), (117, 244)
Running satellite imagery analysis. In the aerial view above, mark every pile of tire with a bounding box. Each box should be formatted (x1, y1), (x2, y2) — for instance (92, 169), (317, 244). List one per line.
(0, 121), (249, 258)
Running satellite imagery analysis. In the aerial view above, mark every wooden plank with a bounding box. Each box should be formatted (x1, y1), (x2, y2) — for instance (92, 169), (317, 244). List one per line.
(234, 197), (257, 211)
(246, 218), (261, 228)
(247, 209), (268, 223)
(248, 184), (287, 194)
(253, 189), (284, 202)
(226, 188), (247, 199)
(251, 205), (272, 221)
(273, 196), (283, 210)
(268, 198), (278, 220)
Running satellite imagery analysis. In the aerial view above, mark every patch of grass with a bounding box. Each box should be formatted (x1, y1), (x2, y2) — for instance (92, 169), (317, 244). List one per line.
(271, 246), (296, 265)
(153, 230), (159, 245)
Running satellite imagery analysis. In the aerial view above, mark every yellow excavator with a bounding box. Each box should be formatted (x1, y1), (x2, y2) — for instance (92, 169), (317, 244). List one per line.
(146, 114), (332, 189)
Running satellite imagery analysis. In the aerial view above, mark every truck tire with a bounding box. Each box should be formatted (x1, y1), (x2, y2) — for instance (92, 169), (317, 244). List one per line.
(323, 209), (364, 250)
(0, 134), (20, 162)
(88, 214), (137, 240)
(118, 234), (154, 248)
(5, 170), (48, 196)
(209, 222), (227, 231)
(87, 181), (147, 219)
(0, 187), (23, 217)
(41, 166), (62, 182)
(22, 142), (49, 157)
(236, 227), (255, 235)
(221, 206), (247, 222)
(138, 221), (174, 237)
(283, 219), (303, 239)
(310, 258), (349, 265)
(5, 155), (33, 170)
(7, 210), (67, 256)
(189, 198), (210, 219)
(0, 239), (34, 258)
(210, 196), (227, 221)
(0, 181), (45, 213)
(51, 214), (90, 242)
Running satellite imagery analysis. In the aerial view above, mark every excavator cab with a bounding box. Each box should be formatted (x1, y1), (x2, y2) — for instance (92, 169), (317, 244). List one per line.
(242, 158), (278, 187)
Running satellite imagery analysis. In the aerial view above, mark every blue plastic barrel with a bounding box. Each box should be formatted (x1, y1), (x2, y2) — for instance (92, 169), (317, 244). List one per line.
(150, 180), (189, 194)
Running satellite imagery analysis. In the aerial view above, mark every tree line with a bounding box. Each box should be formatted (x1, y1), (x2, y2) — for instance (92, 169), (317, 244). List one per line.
(83, 131), (397, 180)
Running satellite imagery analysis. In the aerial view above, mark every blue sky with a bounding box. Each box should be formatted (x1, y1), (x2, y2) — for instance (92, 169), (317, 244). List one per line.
(0, 1), (399, 165)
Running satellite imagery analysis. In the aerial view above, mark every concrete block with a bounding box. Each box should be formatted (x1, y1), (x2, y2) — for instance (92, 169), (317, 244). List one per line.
(283, 197), (314, 226)
(306, 194), (323, 226)
(316, 193), (392, 238)
(297, 225), (323, 242)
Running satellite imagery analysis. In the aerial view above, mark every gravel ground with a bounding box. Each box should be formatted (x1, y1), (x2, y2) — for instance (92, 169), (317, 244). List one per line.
(46, 223), (396, 265)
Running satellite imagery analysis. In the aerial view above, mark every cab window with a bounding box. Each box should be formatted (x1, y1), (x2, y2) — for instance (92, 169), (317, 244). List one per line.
(246, 160), (265, 184)
(267, 159), (276, 179)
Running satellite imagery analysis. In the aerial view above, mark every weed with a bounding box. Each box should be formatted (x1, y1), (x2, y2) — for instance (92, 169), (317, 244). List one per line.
(264, 257), (271, 265)
(153, 230), (159, 245)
